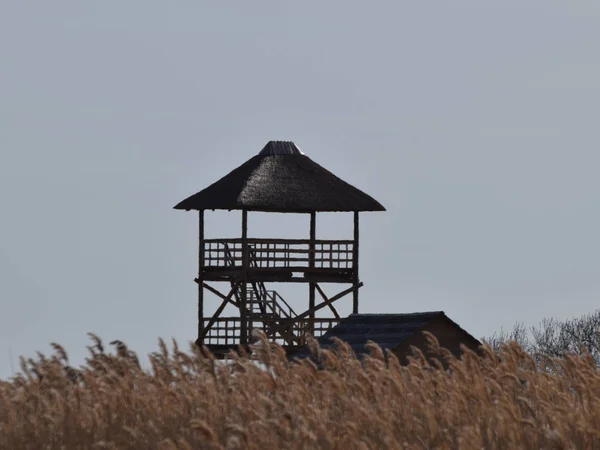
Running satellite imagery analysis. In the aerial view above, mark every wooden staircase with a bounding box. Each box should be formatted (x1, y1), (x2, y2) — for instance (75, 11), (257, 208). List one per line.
(223, 243), (300, 345)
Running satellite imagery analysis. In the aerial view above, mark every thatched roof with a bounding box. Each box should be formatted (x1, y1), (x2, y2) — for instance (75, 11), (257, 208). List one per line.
(174, 141), (385, 213)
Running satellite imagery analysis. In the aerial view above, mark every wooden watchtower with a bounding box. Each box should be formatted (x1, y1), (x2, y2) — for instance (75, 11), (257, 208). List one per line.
(174, 141), (385, 356)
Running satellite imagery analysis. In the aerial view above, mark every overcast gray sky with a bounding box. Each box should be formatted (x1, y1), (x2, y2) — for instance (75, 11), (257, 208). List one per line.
(1, 1), (600, 378)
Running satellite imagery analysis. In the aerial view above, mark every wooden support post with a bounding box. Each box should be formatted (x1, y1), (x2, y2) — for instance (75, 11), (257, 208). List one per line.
(353, 211), (360, 314)
(240, 210), (249, 345)
(198, 210), (205, 343)
(309, 211), (316, 335)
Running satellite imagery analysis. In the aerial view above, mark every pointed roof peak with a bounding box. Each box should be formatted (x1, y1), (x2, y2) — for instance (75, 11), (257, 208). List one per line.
(259, 141), (304, 156)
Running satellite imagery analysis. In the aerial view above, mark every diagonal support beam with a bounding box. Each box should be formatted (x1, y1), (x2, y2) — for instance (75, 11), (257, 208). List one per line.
(199, 282), (241, 340)
(296, 282), (363, 320)
(314, 284), (341, 319)
(268, 319), (301, 346)
(197, 280), (240, 308)
(268, 283), (364, 340)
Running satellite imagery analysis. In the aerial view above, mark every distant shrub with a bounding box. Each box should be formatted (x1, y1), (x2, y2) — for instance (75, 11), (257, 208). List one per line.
(486, 308), (600, 365)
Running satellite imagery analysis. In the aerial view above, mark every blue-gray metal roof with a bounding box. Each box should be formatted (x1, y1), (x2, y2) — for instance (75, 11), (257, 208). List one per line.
(292, 311), (452, 359)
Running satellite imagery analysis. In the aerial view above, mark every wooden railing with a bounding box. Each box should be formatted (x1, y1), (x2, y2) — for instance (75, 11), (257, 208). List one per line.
(203, 238), (354, 270)
(247, 289), (297, 319)
(201, 317), (340, 347)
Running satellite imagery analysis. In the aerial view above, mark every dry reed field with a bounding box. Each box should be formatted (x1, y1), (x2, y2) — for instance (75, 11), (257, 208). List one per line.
(1, 331), (600, 449)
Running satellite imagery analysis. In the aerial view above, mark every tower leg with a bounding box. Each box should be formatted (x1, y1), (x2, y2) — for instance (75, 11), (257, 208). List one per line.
(240, 210), (249, 345)
(197, 210), (205, 343)
(353, 211), (359, 314)
(309, 212), (316, 336)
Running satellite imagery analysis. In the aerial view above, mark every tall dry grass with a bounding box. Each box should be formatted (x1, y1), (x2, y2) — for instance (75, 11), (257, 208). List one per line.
(1, 331), (600, 449)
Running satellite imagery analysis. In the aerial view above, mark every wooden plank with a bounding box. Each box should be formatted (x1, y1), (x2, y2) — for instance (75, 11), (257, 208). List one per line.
(223, 277), (348, 284)
(204, 317), (340, 325)
(204, 266), (352, 274)
(247, 256), (353, 262)
(249, 256), (308, 263)
(252, 248), (311, 254)
(247, 266), (307, 272)
(200, 268), (244, 276)
(203, 238), (354, 245)
(202, 272), (353, 284)
(204, 238), (309, 245)
(302, 268), (354, 275)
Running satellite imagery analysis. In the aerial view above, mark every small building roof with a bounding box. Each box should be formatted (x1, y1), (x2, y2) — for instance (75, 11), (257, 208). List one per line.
(174, 141), (385, 213)
(292, 311), (481, 359)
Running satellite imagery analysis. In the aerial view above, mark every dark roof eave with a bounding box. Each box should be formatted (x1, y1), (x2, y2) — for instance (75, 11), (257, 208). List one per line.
(173, 204), (387, 213)
(433, 313), (482, 347)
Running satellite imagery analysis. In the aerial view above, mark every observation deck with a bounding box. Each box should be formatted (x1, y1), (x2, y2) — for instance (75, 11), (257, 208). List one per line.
(201, 238), (356, 283)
